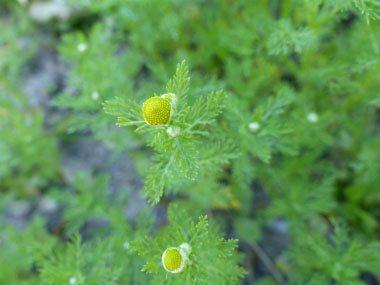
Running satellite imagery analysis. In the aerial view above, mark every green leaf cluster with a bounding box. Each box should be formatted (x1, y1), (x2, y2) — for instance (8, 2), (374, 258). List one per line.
(133, 204), (246, 285)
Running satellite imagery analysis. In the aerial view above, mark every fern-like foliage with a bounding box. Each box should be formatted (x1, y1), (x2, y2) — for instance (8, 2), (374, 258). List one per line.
(132, 204), (245, 285)
(0, 218), (57, 285)
(39, 173), (152, 284)
(37, 234), (122, 285)
(50, 172), (122, 236)
(288, 220), (380, 284)
(353, 0), (380, 23)
(266, 20), (317, 55)
(104, 61), (235, 204)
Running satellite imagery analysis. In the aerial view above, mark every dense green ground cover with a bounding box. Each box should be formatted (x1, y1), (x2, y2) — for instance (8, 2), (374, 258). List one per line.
(1, 0), (380, 284)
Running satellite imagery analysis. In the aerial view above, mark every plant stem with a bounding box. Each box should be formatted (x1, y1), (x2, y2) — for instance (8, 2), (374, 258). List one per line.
(249, 242), (285, 285)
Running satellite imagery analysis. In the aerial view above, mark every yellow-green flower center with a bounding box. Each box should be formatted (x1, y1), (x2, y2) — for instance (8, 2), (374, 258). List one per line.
(164, 249), (182, 272)
(143, 97), (171, 126)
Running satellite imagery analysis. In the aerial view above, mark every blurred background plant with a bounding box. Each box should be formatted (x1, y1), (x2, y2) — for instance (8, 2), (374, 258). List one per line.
(1, 0), (380, 284)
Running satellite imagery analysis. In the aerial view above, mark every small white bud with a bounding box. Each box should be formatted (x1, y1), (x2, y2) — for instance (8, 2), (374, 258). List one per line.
(249, 122), (260, 132)
(179, 243), (192, 257)
(123, 241), (130, 250)
(69, 277), (77, 285)
(18, 0), (28, 5)
(77, 43), (87, 52)
(91, 91), (99, 100)
(161, 93), (178, 110)
(307, 112), (319, 123)
(167, 126), (181, 137)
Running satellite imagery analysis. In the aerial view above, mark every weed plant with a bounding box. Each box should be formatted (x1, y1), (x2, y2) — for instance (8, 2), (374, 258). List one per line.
(1, 0), (380, 284)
